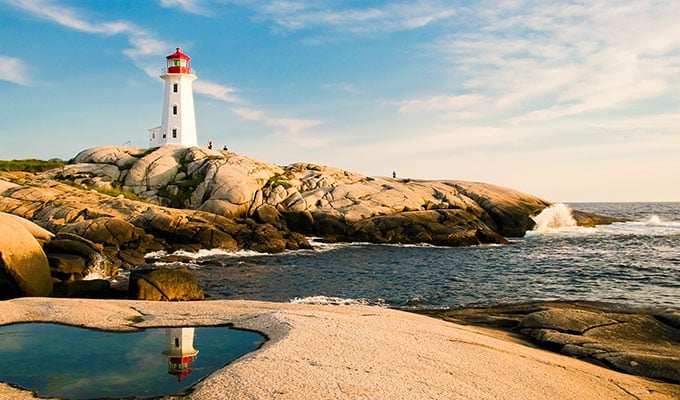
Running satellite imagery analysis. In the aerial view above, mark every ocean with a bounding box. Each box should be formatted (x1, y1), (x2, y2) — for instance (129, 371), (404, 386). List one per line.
(146, 202), (680, 310)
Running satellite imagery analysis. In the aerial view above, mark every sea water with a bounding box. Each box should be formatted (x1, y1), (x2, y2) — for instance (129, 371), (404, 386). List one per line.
(145, 203), (680, 309)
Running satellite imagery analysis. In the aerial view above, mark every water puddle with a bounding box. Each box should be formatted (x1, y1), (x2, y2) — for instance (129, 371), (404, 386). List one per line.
(0, 323), (265, 399)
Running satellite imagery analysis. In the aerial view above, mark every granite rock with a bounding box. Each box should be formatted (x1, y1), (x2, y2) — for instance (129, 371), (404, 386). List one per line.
(0, 212), (53, 298)
(47, 146), (560, 246)
(129, 267), (204, 301)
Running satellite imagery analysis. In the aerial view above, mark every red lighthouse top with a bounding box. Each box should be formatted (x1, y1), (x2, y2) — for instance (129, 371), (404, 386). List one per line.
(166, 47), (192, 74)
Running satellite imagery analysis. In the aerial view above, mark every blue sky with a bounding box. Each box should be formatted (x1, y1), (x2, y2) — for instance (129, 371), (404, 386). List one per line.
(1, 0), (678, 202)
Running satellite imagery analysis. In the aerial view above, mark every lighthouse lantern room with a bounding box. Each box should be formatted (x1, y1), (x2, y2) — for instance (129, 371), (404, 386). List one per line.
(149, 47), (198, 148)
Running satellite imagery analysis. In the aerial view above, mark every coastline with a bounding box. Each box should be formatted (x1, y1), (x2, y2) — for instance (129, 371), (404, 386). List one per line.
(1, 298), (678, 399)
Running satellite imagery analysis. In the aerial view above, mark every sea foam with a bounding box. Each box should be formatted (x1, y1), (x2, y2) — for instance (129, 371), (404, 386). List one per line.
(290, 295), (387, 307)
(528, 203), (578, 234)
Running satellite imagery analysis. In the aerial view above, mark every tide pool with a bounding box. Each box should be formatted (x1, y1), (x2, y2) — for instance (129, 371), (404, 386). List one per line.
(0, 323), (265, 399)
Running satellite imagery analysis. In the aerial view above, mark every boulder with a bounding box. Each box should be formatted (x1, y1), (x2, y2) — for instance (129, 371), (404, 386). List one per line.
(0, 213), (53, 298)
(254, 204), (287, 230)
(72, 146), (147, 164)
(283, 210), (315, 233)
(56, 163), (121, 183)
(129, 267), (204, 301)
(123, 145), (183, 193)
(1, 212), (53, 244)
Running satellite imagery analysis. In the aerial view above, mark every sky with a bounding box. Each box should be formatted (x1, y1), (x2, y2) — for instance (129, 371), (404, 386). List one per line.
(1, 0), (679, 202)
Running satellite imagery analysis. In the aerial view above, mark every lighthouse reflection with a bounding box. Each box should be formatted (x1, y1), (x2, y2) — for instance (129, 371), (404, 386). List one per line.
(162, 327), (199, 382)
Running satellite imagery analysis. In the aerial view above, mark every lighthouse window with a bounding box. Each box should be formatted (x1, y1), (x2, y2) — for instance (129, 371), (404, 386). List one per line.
(175, 338), (180, 347)
(172, 129), (177, 138)
(173, 83), (178, 93)
(172, 105), (178, 115)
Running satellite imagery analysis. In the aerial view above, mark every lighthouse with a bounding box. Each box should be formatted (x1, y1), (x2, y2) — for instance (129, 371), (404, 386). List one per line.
(162, 327), (199, 382)
(149, 47), (198, 147)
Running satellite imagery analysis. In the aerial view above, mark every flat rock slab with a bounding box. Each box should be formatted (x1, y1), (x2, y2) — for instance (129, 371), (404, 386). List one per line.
(413, 301), (680, 384)
(0, 298), (678, 400)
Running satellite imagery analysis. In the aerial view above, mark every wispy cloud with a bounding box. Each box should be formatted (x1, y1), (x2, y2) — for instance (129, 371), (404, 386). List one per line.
(0, 55), (31, 85)
(171, 0), (456, 34)
(233, 106), (326, 147)
(428, 0), (680, 123)
(194, 80), (240, 103)
(397, 94), (487, 115)
(7, 0), (169, 69)
(160, 0), (208, 16)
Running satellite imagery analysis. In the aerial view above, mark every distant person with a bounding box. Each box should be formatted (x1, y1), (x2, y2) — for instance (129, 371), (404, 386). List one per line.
(392, 170), (396, 178)
(223, 145), (228, 151)
(207, 140), (213, 150)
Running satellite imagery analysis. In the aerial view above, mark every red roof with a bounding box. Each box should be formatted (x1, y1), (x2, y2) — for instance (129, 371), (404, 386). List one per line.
(166, 47), (190, 60)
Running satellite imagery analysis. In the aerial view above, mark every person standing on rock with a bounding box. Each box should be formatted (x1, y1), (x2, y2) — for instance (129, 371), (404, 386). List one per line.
(392, 170), (396, 178)
(207, 140), (213, 149)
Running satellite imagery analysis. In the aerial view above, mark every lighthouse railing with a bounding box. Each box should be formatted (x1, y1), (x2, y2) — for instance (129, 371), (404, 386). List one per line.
(160, 68), (196, 75)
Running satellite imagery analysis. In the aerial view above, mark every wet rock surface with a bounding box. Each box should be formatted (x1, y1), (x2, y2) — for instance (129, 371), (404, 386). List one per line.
(411, 301), (680, 384)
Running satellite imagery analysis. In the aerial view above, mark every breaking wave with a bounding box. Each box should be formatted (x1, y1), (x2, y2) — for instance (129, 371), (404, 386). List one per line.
(527, 203), (579, 235)
(290, 295), (387, 307)
(526, 203), (680, 237)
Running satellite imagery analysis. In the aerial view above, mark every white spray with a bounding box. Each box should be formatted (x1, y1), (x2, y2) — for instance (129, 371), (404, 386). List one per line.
(530, 203), (577, 233)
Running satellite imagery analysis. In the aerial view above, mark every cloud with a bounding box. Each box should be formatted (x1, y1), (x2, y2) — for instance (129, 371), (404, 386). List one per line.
(588, 113), (680, 136)
(233, 106), (324, 133)
(7, 0), (169, 67)
(160, 0), (208, 15)
(223, 0), (456, 34)
(430, 0), (680, 123)
(0, 55), (31, 85)
(194, 80), (240, 103)
(233, 106), (327, 147)
(397, 94), (487, 114)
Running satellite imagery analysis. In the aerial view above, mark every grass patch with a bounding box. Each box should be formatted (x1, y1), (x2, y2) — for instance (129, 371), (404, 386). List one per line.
(0, 159), (65, 172)
(62, 180), (142, 201)
(266, 173), (292, 189)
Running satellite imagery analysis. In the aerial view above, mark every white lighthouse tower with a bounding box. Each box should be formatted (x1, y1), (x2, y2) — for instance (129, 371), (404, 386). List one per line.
(149, 47), (198, 147)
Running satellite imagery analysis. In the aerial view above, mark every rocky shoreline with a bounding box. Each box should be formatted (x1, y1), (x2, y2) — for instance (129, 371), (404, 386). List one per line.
(1, 146), (625, 301)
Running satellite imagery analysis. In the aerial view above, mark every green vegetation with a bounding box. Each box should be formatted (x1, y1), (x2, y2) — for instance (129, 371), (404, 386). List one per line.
(0, 159), (65, 172)
(92, 186), (142, 201)
(62, 179), (142, 201)
(266, 173), (292, 189)
(158, 178), (203, 208)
